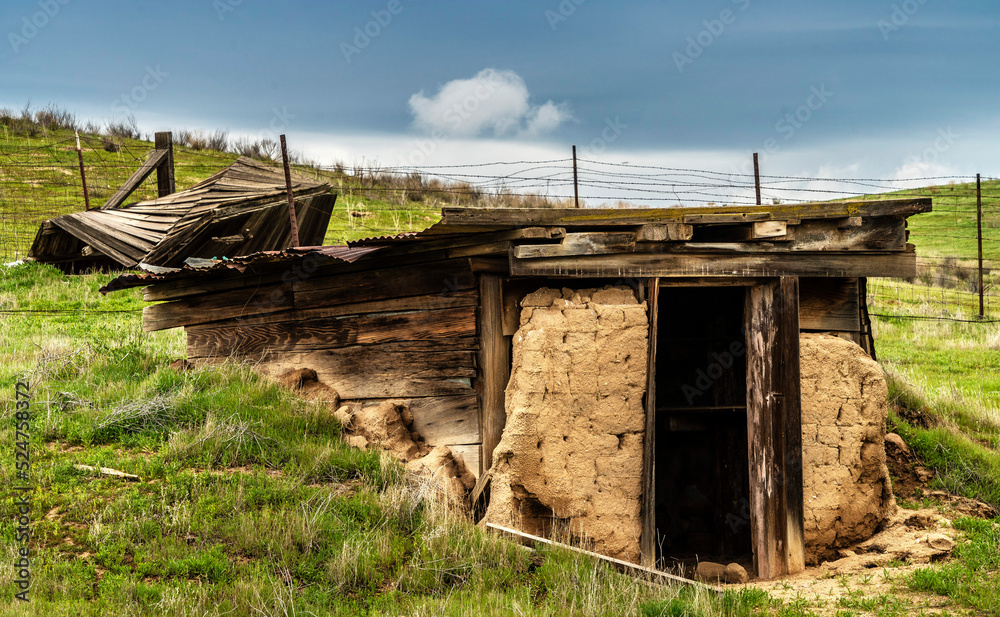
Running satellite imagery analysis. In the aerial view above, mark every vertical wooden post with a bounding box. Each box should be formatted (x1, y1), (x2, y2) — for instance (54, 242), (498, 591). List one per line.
(279, 134), (301, 248)
(744, 277), (803, 579)
(75, 131), (91, 211)
(640, 278), (660, 567)
(778, 276), (804, 574)
(977, 174), (984, 319)
(753, 152), (762, 206)
(154, 132), (175, 197)
(478, 274), (509, 475)
(572, 145), (580, 209)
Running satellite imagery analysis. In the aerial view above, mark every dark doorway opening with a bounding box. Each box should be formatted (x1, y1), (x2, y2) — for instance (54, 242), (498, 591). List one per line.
(653, 286), (752, 568)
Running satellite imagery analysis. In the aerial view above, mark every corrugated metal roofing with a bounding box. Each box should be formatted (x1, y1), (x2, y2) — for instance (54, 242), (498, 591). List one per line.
(30, 157), (335, 270)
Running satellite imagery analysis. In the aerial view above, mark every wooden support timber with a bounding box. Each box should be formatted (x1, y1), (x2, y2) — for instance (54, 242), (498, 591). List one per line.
(744, 277), (805, 579)
(477, 274), (509, 475)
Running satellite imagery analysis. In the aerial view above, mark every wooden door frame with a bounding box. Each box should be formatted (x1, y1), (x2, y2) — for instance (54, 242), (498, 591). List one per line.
(640, 277), (804, 579)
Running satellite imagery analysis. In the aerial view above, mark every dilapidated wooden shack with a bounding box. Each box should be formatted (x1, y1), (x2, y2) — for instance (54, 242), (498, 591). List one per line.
(30, 157), (335, 272)
(103, 197), (931, 580)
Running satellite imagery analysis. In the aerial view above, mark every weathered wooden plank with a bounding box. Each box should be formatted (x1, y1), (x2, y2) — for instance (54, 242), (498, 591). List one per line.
(745, 280), (783, 580)
(799, 278), (860, 331)
(635, 223), (693, 242)
(653, 217), (907, 253)
(348, 395), (480, 446)
(255, 347), (475, 399)
(448, 444), (481, 480)
(779, 277), (805, 575)
(440, 198), (932, 228)
(641, 278), (659, 567)
(142, 283), (293, 332)
(294, 259), (475, 308)
(184, 289), (479, 328)
(752, 221), (788, 239)
(102, 148), (169, 210)
(487, 524), (719, 590)
(186, 306), (477, 356)
(477, 274), (509, 475)
(509, 251), (916, 279)
(744, 278), (804, 580)
(513, 232), (637, 259)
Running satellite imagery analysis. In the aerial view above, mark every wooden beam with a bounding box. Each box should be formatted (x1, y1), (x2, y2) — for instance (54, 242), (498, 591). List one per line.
(154, 132), (175, 197)
(440, 198), (931, 228)
(799, 278), (860, 331)
(486, 524), (720, 591)
(477, 274), (509, 476)
(635, 223), (693, 242)
(185, 306), (477, 357)
(509, 251), (917, 279)
(142, 282), (293, 331)
(101, 148), (168, 210)
(513, 231), (637, 259)
(640, 278), (659, 567)
(779, 277), (805, 575)
(752, 221), (787, 239)
(744, 278), (804, 580)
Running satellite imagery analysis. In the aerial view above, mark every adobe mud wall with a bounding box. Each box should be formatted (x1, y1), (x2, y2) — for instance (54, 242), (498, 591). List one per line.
(483, 286), (649, 563)
(800, 333), (896, 564)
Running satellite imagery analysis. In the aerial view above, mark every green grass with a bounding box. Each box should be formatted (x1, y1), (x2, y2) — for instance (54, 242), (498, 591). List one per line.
(908, 517), (1000, 614)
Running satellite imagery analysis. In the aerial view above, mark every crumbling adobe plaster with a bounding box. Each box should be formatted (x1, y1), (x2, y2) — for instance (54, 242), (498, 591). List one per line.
(482, 287), (895, 567)
(483, 286), (650, 562)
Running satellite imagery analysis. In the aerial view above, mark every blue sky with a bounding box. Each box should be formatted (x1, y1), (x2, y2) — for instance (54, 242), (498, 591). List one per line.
(3, 0), (998, 193)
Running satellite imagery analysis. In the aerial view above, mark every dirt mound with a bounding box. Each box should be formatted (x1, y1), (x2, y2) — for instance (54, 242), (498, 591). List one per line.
(278, 367), (340, 407)
(799, 334), (896, 565)
(483, 286), (648, 563)
(337, 400), (475, 507)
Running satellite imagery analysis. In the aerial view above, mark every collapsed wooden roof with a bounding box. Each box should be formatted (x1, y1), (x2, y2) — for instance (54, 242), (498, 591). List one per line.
(28, 157), (335, 270)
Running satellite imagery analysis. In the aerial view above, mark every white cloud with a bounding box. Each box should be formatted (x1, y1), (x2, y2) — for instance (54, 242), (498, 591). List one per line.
(408, 68), (569, 138)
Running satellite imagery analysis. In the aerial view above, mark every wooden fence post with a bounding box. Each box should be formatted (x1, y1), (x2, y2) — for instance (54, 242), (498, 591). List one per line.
(154, 132), (175, 197)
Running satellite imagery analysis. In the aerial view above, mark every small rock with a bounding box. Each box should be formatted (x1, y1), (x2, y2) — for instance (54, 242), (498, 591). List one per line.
(916, 467), (935, 482)
(591, 288), (637, 305)
(926, 533), (956, 552)
(695, 561), (726, 583)
(521, 287), (562, 307)
(724, 563), (749, 584)
(347, 435), (369, 450)
(334, 406), (354, 428)
(884, 432), (909, 454)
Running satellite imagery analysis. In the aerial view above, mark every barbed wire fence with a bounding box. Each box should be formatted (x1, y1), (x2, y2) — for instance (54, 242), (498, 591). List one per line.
(1, 143), (996, 322)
